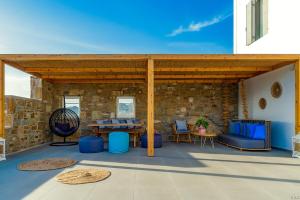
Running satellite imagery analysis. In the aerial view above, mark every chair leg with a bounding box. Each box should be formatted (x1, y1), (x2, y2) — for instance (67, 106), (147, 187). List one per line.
(210, 137), (214, 148)
(188, 134), (192, 143)
(176, 134), (179, 143)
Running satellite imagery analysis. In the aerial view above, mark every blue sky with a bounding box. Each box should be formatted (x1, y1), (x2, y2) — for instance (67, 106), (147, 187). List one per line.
(0, 0), (233, 54)
(0, 0), (233, 97)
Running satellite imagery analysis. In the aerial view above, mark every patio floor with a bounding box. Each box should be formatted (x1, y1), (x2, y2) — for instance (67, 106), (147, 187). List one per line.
(0, 143), (299, 200)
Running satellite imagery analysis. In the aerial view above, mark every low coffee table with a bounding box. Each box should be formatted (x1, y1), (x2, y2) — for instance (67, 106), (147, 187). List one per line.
(192, 131), (217, 148)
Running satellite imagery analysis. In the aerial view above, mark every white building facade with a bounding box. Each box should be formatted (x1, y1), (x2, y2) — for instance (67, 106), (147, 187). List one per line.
(234, 0), (300, 150)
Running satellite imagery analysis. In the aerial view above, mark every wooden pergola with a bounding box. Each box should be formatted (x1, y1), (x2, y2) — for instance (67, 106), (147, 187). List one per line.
(0, 54), (300, 156)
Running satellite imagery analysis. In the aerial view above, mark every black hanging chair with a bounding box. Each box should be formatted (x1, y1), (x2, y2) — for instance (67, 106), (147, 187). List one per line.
(49, 97), (80, 146)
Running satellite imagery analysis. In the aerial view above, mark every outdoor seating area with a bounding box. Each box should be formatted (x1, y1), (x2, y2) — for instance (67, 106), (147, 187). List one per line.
(218, 119), (272, 150)
(88, 119), (144, 148)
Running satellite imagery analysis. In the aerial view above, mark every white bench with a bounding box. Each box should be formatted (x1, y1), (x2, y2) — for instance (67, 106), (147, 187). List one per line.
(0, 138), (5, 161)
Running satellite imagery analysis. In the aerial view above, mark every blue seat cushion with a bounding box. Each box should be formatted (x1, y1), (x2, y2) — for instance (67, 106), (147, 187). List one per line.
(126, 119), (134, 129)
(96, 120), (106, 129)
(240, 123), (248, 136)
(133, 119), (142, 128)
(245, 123), (257, 138)
(229, 121), (241, 135)
(111, 119), (120, 129)
(252, 125), (266, 139)
(218, 134), (265, 149)
(175, 120), (188, 132)
(118, 119), (128, 129)
(55, 122), (70, 131)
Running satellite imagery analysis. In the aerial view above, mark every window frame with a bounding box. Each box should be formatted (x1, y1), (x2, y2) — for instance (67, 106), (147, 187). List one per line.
(63, 96), (81, 117)
(116, 96), (136, 119)
(246, 0), (268, 45)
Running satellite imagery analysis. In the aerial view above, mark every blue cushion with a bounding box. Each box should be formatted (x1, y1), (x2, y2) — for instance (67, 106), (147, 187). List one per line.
(246, 123), (257, 138)
(112, 119), (120, 129)
(176, 130), (190, 134)
(252, 125), (266, 139)
(133, 119), (142, 128)
(229, 122), (240, 135)
(96, 120), (106, 129)
(118, 119), (127, 129)
(126, 119), (134, 129)
(240, 123), (247, 136)
(175, 120), (188, 132)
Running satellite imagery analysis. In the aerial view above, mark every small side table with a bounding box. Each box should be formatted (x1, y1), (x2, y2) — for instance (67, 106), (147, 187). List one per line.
(200, 133), (217, 148)
(0, 138), (6, 161)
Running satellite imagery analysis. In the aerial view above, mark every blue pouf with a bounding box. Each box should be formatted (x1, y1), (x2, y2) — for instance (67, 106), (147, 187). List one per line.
(141, 133), (163, 148)
(79, 136), (104, 153)
(109, 132), (129, 154)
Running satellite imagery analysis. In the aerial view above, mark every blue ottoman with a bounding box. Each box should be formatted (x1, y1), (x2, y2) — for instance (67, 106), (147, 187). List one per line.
(109, 132), (129, 154)
(79, 136), (104, 153)
(141, 133), (162, 148)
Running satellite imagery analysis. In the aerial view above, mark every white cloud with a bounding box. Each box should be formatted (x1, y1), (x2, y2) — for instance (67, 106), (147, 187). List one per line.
(167, 13), (232, 37)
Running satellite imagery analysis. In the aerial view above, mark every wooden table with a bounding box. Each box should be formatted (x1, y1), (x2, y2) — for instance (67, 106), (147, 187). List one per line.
(192, 131), (217, 148)
(88, 123), (144, 148)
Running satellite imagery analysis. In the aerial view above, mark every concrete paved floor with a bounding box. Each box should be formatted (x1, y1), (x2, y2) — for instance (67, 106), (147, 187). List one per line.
(0, 143), (299, 200)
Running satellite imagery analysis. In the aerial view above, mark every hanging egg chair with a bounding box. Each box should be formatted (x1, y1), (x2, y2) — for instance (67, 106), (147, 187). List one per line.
(49, 97), (80, 146)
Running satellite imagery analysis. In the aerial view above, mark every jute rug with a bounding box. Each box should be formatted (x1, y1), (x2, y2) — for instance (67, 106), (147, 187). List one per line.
(18, 158), (77, 171)
(56, 169), (111, 185)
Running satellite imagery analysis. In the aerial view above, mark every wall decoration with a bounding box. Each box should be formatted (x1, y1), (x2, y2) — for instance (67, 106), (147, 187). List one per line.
(271, 82), (282, 98)
(259, 98), (267, 110)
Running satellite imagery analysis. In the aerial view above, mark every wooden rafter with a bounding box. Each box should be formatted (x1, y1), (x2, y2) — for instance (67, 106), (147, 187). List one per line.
(1, 54), (300, 61)
(52, 79), (145, 84)
(25, 67), (146, 73)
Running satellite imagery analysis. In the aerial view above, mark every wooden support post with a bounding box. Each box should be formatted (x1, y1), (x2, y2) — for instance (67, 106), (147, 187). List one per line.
(0, 60), (4, 138)
(295, 59), (300, 134)
(147, 59), (154, 157)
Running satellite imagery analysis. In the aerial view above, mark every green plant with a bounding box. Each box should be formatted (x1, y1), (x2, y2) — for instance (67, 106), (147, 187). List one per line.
(195, 117), (209, 129)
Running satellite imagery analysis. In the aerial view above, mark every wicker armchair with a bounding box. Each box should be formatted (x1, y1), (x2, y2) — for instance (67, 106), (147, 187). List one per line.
(171, 120), (193, 143)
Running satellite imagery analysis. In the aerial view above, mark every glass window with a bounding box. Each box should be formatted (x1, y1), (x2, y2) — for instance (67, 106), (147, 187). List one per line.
(63, 96), (80, 117)
(116, 97), (135, 119)
(5, 65), (31, 98)
(246, 0), (268, 45)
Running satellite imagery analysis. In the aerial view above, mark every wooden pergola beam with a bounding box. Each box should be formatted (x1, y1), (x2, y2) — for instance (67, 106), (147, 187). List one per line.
(52, 79), (145, 84)
(51, 79), (240, 84)
(155, 66), (274, 72)
(0, 60), (4, 138)
(42, 74), (145, 80)
(1, 54), (300, 61)
(3, 60), (42, 78)
(155, 79), (239, 84)
(41, 74), (253, 80)
(156, 74), (253, 79)
(25, 67), (146, 73)
(147, 59), (154, 157)
(25, 66), (273, 73)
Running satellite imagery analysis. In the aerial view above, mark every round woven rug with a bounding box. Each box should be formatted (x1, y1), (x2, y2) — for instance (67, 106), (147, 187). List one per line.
(18, 158), (77, 171)
(56, 169), (111, 185)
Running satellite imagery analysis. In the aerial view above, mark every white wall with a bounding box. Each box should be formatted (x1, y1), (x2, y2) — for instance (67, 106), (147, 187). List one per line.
(239, 64), (295, 150)
(234, 0), (300, 54)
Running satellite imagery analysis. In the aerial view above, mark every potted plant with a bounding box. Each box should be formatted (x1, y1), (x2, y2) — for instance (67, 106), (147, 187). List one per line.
(195, 117), (209, 136)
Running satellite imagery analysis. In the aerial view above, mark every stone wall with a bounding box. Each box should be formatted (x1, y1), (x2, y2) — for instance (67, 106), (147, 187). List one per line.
(4, 80), (54, 153)
(52, 83), (238, 141)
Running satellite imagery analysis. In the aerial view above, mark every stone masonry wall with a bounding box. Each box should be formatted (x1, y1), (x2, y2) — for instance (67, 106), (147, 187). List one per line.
(4, 80), (54, 153)
(52, 83), (238, 141)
